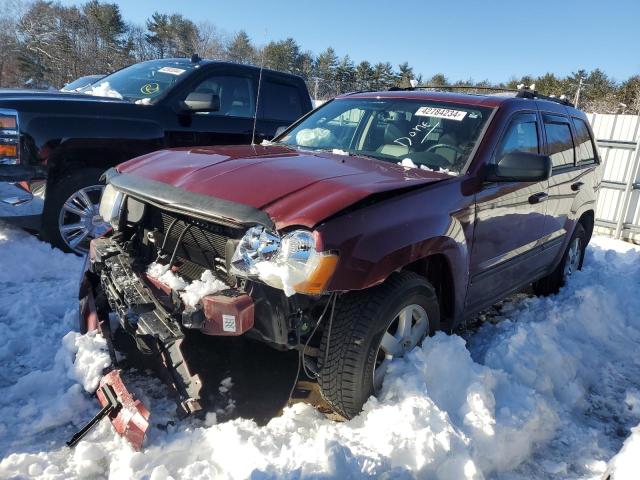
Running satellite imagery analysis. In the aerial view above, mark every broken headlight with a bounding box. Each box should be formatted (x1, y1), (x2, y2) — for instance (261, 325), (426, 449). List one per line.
(98, 183), (124, 230)
(231, 226), (338, 296)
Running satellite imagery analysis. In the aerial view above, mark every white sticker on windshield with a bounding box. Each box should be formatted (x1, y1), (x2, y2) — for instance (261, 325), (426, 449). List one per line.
(158, 66), (186, 76)
(415, 106), (467, 121)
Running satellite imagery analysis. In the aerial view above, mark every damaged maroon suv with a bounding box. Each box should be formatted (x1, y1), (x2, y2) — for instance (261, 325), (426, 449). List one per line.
(79, 88), (601, 442)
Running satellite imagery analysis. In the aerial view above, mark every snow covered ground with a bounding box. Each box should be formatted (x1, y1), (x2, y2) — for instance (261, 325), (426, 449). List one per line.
(0, 222), (639, 479)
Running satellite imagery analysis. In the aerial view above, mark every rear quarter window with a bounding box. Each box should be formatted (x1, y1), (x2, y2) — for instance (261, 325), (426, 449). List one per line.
(260, 81), (304, 122)
(543, 115), (575, 169)
(572, 117), (598, 164)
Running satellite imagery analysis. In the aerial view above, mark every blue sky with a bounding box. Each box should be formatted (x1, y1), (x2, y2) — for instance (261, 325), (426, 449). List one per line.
(62, 0), (640, 82)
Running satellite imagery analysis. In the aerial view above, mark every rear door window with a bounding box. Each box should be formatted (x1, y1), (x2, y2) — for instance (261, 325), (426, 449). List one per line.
(259, 81), (304, 122)
(572, 117), (597, 164)
(494, 113), (539, 160)
(543, 115), (575, 169)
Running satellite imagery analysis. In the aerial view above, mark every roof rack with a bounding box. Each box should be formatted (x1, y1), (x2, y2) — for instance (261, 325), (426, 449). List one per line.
(389, 84), (574, 107)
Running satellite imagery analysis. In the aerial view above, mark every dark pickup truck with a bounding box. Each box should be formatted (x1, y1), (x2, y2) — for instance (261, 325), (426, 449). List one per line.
(0, 57), (312, 253)
(79, 87), (601, 446)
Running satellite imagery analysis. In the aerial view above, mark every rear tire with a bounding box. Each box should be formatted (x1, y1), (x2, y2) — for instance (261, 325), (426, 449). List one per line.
(533, 222), (587, 296)
(318, 272), (440, 419)
(42, 169), (107, 254)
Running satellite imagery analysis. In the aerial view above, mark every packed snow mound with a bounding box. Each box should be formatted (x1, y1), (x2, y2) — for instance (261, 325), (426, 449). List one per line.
(1, 222), (640, 479)
(604, 423), (640, 480)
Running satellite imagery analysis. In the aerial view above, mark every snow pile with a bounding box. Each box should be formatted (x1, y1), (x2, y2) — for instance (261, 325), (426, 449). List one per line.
(398, 157), (455, 176)
(180, 270), (228, 308)
(604, 424), (640, 480)
(146, 262), (227, 308)
(86, 82), (122, 99)
(146, 262), (188, 291)
(2, 222), (640, 479)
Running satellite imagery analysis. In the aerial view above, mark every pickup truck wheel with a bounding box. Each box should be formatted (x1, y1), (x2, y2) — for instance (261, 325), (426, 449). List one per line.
(42, 169), (107, 254)
(533, 223), (587, 296)
(318, 272), (440, 419)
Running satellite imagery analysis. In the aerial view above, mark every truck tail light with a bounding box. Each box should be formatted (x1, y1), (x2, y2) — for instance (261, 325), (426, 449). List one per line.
(0, 109), (20, 165)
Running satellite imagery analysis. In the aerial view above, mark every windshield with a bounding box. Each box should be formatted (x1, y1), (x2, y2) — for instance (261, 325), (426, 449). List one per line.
(81, 60), (196, 102)
(276, 98), (493, 175)
(61, 75), (104, 92)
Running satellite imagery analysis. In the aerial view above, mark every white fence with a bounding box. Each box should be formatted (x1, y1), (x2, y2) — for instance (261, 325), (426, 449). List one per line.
(588, 113), (640, 242)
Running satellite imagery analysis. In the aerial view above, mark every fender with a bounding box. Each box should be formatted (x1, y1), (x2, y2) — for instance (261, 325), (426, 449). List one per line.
(319, 177), (475, 321)
(21, 109), (165, 175)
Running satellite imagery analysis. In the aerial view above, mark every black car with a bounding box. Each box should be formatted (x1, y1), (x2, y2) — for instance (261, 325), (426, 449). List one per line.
(0, 57), (312, 253)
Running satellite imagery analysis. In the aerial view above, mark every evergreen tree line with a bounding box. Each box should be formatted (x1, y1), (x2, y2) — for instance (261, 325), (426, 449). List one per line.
(1, 0), (639, 113)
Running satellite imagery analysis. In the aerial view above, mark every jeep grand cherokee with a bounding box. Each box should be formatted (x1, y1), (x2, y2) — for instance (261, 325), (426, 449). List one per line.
(78, 87), (600, 446)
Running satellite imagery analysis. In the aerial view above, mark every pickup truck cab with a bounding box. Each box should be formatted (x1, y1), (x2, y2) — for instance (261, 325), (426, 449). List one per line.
(79, 87), (600, 434)
(0, 57), (312, 253)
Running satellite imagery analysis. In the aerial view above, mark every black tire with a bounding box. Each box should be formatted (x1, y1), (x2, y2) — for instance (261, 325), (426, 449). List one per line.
(42, 168), (105, 254)
(318, 271), (440, 419)
(533, 222), (587, 296)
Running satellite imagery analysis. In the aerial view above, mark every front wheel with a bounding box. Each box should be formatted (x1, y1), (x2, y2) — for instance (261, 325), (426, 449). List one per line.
(533, 223), (587, 296)
(318, 272), (440, 419)
(42, 169), (109, 254)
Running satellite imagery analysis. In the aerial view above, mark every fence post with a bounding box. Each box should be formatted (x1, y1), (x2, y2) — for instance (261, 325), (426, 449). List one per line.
(614, 134), (640, 239)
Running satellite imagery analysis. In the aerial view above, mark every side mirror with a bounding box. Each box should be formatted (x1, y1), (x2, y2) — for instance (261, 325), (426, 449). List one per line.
(182, 92), (220, 113)
(485, 152), (552, 182)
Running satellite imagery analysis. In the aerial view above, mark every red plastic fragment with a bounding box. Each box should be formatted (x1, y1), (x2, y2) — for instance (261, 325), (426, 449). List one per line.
(97, 370), (150, 450)
(201, 291), (255, 336)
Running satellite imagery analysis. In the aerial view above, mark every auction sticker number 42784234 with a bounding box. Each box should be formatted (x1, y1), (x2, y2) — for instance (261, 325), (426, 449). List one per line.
(415, 106), (467, 121)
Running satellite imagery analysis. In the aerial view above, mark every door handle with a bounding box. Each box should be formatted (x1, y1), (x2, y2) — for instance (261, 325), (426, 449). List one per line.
(528, 192), (548, 204)
(571, 181), (584, 191)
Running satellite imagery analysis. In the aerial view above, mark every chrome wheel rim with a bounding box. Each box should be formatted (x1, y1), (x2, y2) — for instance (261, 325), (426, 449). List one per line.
(563, 237), (582, 279)
(58, 185), (107, 254)
(373, 304), (429, 390)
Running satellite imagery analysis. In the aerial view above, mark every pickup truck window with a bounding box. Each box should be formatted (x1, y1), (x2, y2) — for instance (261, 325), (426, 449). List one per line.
(83, 59), (195, 102)
(494, 113), (539, 160)
(543, 116), (575, 169)
(188, 75), (255, 118)
(277, 98), (492, 175)
(259, 81), (304, 122)
(572, 117), (597, 164)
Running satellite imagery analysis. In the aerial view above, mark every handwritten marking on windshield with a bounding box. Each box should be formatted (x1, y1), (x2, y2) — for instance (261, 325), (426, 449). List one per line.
(393, 120), (441, 148)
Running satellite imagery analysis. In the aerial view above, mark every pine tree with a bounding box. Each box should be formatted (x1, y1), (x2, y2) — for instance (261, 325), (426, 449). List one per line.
(335, 55), (355, 94)
(355, 60), (374, 90)
(226, 30), (256, 65)
(314, 47), (338, 97)
(397, 61), (414, 87)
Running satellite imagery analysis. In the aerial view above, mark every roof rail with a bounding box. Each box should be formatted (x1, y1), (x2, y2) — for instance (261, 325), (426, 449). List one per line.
(389, 84), (575, 107)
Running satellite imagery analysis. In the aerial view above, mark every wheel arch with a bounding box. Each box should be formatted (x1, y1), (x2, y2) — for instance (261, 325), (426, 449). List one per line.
(577, 209), (595, 243)
(402, 252), (456, 329)
(47, 147), (125, 187)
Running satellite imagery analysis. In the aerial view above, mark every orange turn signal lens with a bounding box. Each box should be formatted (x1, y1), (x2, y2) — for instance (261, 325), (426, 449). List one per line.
(0, 144), (17, 158)
(0, 117), (16, 129)
(294, 254), (339, 295)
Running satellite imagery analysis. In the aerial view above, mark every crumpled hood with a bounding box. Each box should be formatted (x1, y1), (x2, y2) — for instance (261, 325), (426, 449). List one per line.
(117, 144), (449, 229)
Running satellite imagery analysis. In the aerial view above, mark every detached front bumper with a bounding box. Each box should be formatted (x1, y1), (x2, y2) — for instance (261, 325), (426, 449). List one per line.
(78, 236), (257, 448)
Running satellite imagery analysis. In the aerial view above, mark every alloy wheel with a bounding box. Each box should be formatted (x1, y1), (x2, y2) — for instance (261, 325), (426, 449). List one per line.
(57, 185), (108, 254)
(563, 237), (582, 279)
(373, 304), (429, 390)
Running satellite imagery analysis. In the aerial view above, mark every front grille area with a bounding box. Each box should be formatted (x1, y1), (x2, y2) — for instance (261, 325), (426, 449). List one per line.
(146, 207), (245, 282)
